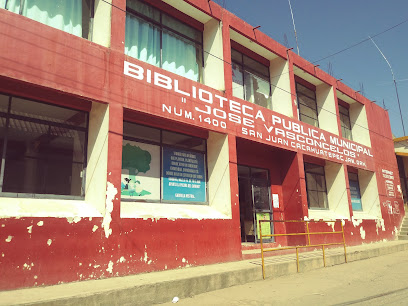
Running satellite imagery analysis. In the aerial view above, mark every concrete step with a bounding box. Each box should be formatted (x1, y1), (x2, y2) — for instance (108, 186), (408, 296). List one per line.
(1, 241), (408, 306)
(398, 236), (408, 240)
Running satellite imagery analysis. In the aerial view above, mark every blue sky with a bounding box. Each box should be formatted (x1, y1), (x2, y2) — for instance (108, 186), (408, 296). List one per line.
(221, 0), (408, 137)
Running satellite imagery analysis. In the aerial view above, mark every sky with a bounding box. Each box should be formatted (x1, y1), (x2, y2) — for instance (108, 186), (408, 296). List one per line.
(217, 0), (408, 137)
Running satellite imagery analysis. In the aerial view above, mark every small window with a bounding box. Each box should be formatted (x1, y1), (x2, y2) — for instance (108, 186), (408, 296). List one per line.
(296, 83), (319, 127)
(122, 122), (207, 204)
(339, 104), (352, 140)
(0, 94), (88, 198)
(125, 0), (203, 82)
(2, 0), (94, 39)
(348, 172), (362, 211)
(304, 162), (328, 209)
(231, 48), (272, 109)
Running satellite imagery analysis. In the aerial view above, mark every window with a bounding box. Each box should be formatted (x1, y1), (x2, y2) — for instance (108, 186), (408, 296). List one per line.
(339, 104), (352, 140)
(0, 94), (88, 198)
(125, 0), (203, 82)
(348, 172), (362, 211)
(231, 48), (272, 109)
(1, 0), (94, 39)
(304, 163), (328, 209)
(122, 122), (207, 203)
(296, 82), (319, 127)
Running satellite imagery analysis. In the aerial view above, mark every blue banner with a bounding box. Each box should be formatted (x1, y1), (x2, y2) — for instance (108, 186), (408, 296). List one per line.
(162, 147), (206, 202)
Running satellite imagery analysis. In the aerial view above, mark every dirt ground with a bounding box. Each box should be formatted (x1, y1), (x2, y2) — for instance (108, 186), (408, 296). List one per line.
(160, 249), (408, 305)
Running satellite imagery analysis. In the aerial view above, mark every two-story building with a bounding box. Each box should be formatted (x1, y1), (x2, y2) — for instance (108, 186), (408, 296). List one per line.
(0, 0), (405, 290)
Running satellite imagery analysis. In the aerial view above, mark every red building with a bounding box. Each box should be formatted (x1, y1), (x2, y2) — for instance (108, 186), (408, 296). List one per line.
(0, 0), (405, 290)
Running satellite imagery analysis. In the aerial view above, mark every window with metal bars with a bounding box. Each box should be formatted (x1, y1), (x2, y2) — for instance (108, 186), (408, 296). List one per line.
(304, 162), (328, 209)
(296, 82), (319, 127)
(0, 94), (88, 198)
(339, 104), (353, 140)
(231, 48), (272, 109)
(125, 0), (203, 82)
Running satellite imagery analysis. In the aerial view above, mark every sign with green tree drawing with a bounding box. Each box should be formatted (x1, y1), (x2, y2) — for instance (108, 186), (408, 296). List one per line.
(121, 141), (160, 200)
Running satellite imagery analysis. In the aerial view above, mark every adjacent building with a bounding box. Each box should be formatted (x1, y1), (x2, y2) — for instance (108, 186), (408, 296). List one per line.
(0, 0), (405, 290)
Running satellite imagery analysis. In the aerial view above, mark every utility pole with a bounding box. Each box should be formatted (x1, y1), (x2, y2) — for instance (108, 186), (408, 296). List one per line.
(369, 36), (406, 135)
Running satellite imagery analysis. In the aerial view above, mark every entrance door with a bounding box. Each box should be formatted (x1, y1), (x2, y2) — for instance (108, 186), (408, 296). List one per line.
(238, 166), (273, 243)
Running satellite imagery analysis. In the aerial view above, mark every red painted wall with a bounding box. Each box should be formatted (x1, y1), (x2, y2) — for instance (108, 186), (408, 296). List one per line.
(0, 0), (404, 291)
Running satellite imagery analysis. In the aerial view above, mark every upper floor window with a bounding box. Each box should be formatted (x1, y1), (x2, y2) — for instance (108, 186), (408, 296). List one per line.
(1, 0), (94, 39)
(0, 94), (88, 198)
(231, 48), (271, 109)
(296, 82), (318, 127)
(304, 162), (328, 209)
(348, 172), (362, 211)
(339, 103), (352, 140)
(125, 0), (203, 82)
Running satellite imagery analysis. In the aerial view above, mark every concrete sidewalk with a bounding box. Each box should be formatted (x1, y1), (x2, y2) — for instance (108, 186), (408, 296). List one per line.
(1, 241), (408, 305)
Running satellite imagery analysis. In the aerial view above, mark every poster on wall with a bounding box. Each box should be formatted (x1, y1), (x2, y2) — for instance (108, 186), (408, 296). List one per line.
(121, 140), (160, 200)
(256, 212), (272, 240)
(162, 147), (206, 202)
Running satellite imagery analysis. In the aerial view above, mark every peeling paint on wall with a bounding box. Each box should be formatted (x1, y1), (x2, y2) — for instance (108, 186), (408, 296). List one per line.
(92, 225), (99, 232)
(66, 216), (82, 224)
(37, 221), (43, 226)
(47, 239), (52, 246)
(102, 182), (117, 238)
(141, 245), (152, 264)
(360, 227), (366, 239)
(106, 261), (114, 273)
(119, 256), (126, 263)
(352, 218), (363, 227)
(5, 236), (13, 242)
(23, 263), (34, 270)
(375, 219), (385, 235)
(27, 225), (33, 234)
(326, 222), (335, 231)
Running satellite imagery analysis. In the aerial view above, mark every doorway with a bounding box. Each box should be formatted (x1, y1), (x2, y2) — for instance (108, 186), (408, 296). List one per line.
(238, 165), (273, 243)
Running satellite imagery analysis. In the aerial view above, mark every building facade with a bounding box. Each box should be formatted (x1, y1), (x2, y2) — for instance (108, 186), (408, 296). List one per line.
(0, 0), (405, 290)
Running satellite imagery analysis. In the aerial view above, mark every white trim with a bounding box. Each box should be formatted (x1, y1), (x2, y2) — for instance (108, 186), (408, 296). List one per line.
(308, 208), (349, 221)
(352, 211), (382, 220)
(0, 197), (103, 218)
(120, 202), (231, 220)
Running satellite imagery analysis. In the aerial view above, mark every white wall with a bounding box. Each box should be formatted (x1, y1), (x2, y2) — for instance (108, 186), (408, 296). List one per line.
(354, 169), (381, 219)
(203, 19), (225, 91)
(207, 132), (231, 216)
(308, 161), (350, 220)
(350, 102), (371, 147)
(316, 85), (338, 135)
(270, 58), (292, 117)
(92, 0), (112, 48)
(85, 102), (109, 213)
